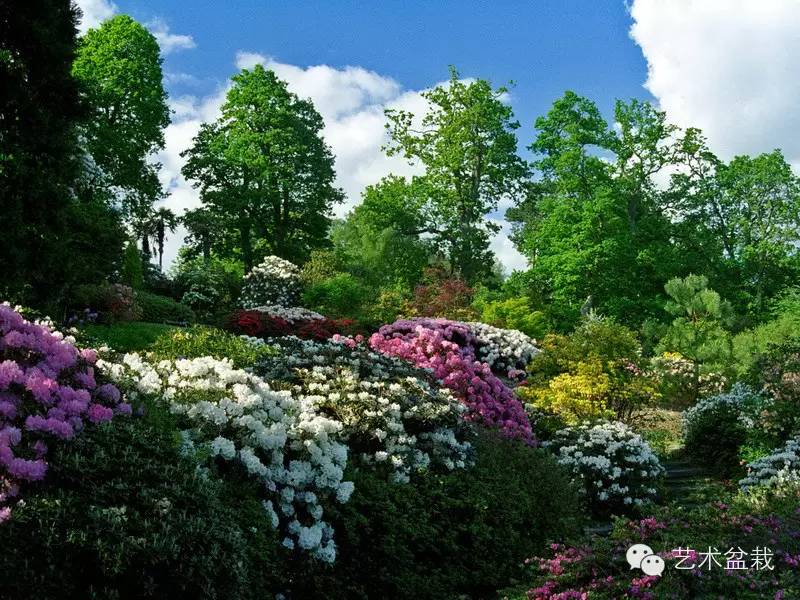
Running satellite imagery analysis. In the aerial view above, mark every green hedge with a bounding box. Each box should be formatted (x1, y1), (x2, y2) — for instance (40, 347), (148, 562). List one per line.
(135, 290), (195, 324)
(289, 430), (584, 599)
(0, 410), (281, 599)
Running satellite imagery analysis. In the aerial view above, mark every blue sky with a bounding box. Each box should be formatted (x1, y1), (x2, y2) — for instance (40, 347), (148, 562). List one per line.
(75, 1), (800, 270)
(111, 0), (651, 149)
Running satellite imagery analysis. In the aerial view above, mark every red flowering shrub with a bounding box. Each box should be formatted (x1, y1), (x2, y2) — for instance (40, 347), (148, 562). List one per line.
(228, 310), (361, 341)
(411, 267), (477, 320)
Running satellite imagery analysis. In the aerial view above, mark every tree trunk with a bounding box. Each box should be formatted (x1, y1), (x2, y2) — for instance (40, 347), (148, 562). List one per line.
(240, 214), (253, 271)
(141, 234), (151, 258)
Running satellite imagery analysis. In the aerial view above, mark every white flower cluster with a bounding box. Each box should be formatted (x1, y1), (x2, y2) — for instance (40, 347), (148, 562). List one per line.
(249, 304), (324, 323)
(545, 421), (664, 511)
(252, 336), (473, 483)
(467, 321), (540, 377)
(740, 436), (800, 491)
(98, 339), (473, 562)
(682, 383), (763, 435)
(240, 256), (302, 309)
(99, 353), (349, 562)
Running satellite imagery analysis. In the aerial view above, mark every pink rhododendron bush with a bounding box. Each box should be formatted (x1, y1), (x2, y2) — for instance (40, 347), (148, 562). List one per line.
(369, 318), (533, 442)
(0, 304), (128, 520)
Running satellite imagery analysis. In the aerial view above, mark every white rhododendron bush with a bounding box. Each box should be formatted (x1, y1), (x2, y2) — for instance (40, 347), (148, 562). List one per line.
(467, 321), (539, 378)
(100, 335), (472, 562)
(740, 436), (800, 491)
(251, 335), (473, 480)
(249, 304), (324, 323)
(544, 421), (664, 514)
(240, 256), (302, 309)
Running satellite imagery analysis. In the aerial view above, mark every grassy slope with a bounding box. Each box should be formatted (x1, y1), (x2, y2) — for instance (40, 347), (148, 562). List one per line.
(80, 321), (176, 352)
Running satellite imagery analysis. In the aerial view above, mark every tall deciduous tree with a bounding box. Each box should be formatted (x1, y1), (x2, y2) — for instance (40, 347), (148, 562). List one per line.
(671, 140), (800, 318)
(0, 0), (125, 303)
(72, 15), (169, 225)
(332, 176), (433, 289)
(182, 65), (343, 270)
(507, 92), (679, 327)
(384, 67), (527, 282)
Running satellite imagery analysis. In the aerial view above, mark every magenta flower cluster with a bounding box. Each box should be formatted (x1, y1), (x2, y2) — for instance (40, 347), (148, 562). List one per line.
(0, 304), (129, 522)
(369, 318), (533, 442)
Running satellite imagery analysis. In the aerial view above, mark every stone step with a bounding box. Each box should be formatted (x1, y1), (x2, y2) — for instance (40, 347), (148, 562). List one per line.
(665, 467), (708, 479)
(584, 522), (614, 537)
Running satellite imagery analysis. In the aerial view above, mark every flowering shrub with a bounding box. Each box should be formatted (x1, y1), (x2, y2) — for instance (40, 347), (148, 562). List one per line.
(755, 339), (800, 441)
(544, 422), (664, 515)
(525, 318), (659, 425)
(66, 307), (99, 326)
(240, 256), (302, 309)
(253, 335), (473, 482)
(100, 353), (349, 561)
(369, 318), (533, 442)
(102, 342), (471, 562)
(70, 282), (141, 322)
(174, 254), (243, 321)
(0, 304), (128, 520)
(683, 384), (773, 475)
(740, 436), (800, 490)
(229, 309), (360, 341)
(467, 321), (539, 378)
(249, 304), (324, 323)
(518, 360), (617, 427)
(651, 351), (727, 408)
(502, 493), (800, 599)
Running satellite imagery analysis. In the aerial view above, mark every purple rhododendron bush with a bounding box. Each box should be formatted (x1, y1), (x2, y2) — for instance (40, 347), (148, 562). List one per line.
(369, 317), (534, 442)
(0, 304), (129, 520)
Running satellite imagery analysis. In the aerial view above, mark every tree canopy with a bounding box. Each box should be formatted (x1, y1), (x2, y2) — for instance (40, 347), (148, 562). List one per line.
(182, 65), (343, 270)
(384, 67), (528, 282)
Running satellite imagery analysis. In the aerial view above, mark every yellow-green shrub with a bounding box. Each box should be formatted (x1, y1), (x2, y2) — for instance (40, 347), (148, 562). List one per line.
(479, 296), (549, 339)
(519, 360), (615, 425)
(523, 317), (659, 430)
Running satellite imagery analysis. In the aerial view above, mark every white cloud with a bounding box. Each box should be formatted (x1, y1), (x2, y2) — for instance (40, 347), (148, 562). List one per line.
(149, 18), (196, 55)
(157, 54), (528, 273)
(74, 0), (117, 34)
(630, 0), (800, 166)
(74, 2), (195, 57)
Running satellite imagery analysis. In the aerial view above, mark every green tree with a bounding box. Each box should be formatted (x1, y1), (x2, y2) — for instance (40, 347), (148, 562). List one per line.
(181, 207), (225, 262)
(121, 241), (144, 289)
(656, 274), (734, 402)
(332, 176), (432, 289)
(671, 141), (800, 318)
(507, 92), (679, 327)
(182, 65), (343, 270)
(150, 206), (178, 271)
(0, 0), (84, 302)
(384, 67), (527, 282)
(72, 15), (169, 226)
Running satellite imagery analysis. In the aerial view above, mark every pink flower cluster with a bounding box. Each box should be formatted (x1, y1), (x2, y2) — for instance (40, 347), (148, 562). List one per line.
(0, 304), (129, 522)
(369, 318), (533, 442)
